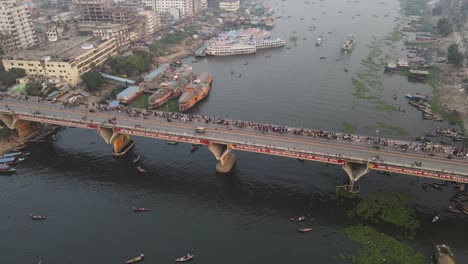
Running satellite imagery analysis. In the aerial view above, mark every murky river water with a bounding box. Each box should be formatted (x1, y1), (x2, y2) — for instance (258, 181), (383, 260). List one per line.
(1, 0), (467, 263)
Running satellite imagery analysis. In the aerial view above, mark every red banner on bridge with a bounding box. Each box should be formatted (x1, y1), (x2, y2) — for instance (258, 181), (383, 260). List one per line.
(18, 115), (98, 130)
(231, 144), (346, 165)
(115, 128), (207, 145)
(370, 163), (468, 183)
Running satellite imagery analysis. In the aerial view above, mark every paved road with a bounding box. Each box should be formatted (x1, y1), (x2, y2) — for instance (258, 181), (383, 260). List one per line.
(1, 97), (468, 180)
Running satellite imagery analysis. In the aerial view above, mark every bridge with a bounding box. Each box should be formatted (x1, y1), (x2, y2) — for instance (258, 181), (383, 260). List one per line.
(1, 97), (468, 192)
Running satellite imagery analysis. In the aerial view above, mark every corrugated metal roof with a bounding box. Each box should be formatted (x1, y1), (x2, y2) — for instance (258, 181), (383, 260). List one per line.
(116, 86), (140, 98)
(144, 64), (169, 80)
(101, 73), (136, 84)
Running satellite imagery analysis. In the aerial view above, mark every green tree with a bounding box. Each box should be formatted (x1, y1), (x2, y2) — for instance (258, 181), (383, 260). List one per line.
(25, 81), (43, 96)
(0, 68), (26, 86)
(447, 44), (464, 66)
(106, 51), (154, 77)
(81, 71), (103, 92)
(437, 18), (453, 36)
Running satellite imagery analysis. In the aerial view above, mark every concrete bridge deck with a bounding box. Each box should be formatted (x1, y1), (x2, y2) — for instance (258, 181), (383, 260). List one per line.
(1, 97), (468, 189)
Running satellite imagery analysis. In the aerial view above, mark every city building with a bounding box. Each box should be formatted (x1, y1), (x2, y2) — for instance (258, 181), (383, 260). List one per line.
(219, 0), (240, 12)
(2, 36), (117, 86)
(141, 0), (156, 10)
(193, 0), (208, 14)
(0, 1), (38, 54)
(154, 0), (193, 19)
(139, 10), (160, 38)
(92, 23), (130, 48)
(72, 0), (112, 22)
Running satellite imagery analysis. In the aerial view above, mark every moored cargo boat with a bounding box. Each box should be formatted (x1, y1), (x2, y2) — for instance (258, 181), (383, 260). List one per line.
(179, 72), (213, 112)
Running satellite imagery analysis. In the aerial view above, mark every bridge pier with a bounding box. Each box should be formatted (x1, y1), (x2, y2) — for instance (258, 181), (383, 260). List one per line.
(0, 113), (41, 139)
(98, 127), (135, 156)
(342, 161), (369, 193)
(208, 142), (237, 173)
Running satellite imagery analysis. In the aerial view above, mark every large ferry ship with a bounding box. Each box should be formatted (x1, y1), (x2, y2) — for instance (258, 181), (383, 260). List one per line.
(179, 72), (213, 112)
(205, 28), (284, 56)
(342, 34), (355, 52)
(253, 38), (285, 49)
(205, 43), (257, 56)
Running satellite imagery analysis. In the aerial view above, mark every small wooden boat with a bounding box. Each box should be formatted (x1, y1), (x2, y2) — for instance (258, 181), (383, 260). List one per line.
(126, 254), (144, 264)
(190, 145), (199, 152)
(296, 158), (304, 162)
(290, 216), (306, 222)
(133, 207), (149, 213)
(175, 254), (194, 262)
(447, 206), (462, 214)
(136, 166), (146, 173)
(320, 57), (327, 59)
(344, 68), (348, 72)
(297, 227), (313, 233)
(398, 107), (406, 112)
(167, 141), (178, 145)
(0, 164), (15, 173)
(429, 183), (441, 190)
(132, 155), (141, 163)
(30, 214), (46, 220)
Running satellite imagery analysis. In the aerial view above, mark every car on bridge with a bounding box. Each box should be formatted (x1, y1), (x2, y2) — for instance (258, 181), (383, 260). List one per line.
(195, 127), (206, 133)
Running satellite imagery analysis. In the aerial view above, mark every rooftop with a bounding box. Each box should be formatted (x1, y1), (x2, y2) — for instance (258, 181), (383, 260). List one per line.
(5, 36), (111, 61)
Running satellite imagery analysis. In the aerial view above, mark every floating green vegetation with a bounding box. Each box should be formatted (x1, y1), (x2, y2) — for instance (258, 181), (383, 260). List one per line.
(350, 191), (419, 232)
(373, 101), (397, 113)
(129, 93), (150, 109)
(384, 31), (403, 42)
(289, 36), (298, 42)
(360, 57), (381, 72)
(352, 78), (379, 100)
(341, 122), (357, 133)
(375, 122), (409, 136)
(369, 47), (383, 58)
(155, 98), (180, 113)
(344, 225), (426, 264)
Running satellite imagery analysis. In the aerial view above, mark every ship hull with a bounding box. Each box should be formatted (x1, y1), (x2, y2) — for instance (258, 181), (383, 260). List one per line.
(179, 86), (211, 112)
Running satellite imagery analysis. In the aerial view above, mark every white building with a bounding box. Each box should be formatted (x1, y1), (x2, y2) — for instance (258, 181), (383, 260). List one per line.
(219, 0), (240, 12)
(139, 10), (160, 37)
(141, 0), (156, 9)
(0, 1), (38, 54)
(154, 0), (193, 19)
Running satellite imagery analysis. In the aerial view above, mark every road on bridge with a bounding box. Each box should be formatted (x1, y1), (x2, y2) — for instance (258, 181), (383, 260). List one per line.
(1, 97), (468, 181)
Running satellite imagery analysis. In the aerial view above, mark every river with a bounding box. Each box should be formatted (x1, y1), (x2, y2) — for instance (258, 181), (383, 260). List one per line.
(1, 0), (467, 263)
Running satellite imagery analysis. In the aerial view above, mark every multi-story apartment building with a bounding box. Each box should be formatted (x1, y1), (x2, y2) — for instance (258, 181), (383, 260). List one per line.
(93, 23), (130, 48)
(219, 0), (240, 12)
(72, 0), (112, 22)
(154, 0), (193, 19)
(2, 36), (117, 86)
(141, 0), (156, 10)
(0, 1), (38, 54)
(193, 0), (207, 14)
(138, 10), (160, 37)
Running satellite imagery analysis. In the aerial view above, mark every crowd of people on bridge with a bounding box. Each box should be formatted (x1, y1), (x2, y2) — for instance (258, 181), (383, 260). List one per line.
(1, 92), (466, 160)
